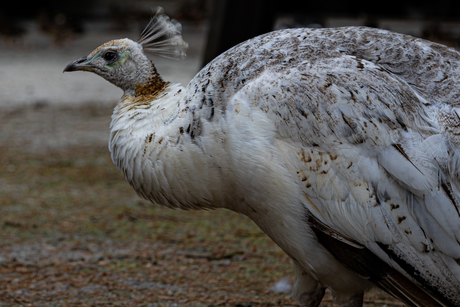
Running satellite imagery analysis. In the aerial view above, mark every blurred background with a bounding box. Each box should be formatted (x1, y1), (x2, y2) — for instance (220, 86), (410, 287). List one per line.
(1, 0), (459, 153)
(1, 0), (460, 111)
(0, 0), (459, 305)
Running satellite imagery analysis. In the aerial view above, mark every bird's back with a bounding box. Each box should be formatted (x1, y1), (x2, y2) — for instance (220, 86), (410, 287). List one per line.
(185, 26), (460, 109)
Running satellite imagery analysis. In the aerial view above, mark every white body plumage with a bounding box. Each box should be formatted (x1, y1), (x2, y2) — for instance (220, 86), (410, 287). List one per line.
(65, 12), (460, 307)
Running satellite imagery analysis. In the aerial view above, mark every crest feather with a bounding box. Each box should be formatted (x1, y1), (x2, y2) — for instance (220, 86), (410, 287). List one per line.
(138, 7), (188, 59)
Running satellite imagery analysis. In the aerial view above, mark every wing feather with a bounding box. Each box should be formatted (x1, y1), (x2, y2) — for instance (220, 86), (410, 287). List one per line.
(235, 53), (460, 305)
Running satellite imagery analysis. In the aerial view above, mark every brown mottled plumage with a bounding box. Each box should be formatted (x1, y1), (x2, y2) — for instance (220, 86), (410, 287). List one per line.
(134, 64), (168, 98)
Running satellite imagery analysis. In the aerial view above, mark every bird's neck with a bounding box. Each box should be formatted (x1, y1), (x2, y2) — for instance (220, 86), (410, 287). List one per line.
(134, 63), (168, 98)
(121, 60), (169, 100)
(112, 82), (184, 131)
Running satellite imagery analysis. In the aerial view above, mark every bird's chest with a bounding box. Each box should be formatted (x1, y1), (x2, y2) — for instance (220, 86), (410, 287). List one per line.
(109, 111), (232, 210)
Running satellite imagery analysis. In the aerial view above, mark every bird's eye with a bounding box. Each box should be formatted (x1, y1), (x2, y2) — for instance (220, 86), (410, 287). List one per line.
(103, 52), (117, 62)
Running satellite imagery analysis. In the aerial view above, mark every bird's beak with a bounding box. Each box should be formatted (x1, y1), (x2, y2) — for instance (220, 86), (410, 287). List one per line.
(63, 56), (92, 72)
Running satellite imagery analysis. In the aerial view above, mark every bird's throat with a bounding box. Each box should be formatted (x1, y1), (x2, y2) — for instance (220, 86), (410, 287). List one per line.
(134, 65), (169, 100)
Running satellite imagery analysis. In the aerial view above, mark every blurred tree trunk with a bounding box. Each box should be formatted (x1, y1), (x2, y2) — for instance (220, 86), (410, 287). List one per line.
(202, 0), (277, 67)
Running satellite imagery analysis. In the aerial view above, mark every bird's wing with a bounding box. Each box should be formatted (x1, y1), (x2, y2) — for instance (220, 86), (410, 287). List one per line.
(236, 54), (460, 306)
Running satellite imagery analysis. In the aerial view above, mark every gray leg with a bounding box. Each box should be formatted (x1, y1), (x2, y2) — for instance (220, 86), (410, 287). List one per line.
(342, 292), (364, 307)
(292, 262), (326, 307)
(299, 286), (326, 307)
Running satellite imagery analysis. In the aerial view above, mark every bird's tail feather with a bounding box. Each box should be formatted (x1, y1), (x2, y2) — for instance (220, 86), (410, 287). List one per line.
(307, 213), (449, 307)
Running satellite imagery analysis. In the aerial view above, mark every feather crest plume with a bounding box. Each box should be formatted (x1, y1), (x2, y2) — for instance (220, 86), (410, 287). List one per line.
(138, 7), (188, 59)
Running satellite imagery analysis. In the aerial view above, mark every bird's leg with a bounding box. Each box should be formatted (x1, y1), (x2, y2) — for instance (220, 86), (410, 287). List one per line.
(293, 263), (326, 307)
(299, 286), (326, 307)
(341, 292), (364, 307)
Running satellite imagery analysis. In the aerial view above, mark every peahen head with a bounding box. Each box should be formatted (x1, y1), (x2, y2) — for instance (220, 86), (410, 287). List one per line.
(63, 7), (188, 97)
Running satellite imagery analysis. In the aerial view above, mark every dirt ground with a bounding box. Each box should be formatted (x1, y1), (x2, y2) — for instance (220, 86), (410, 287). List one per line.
(0, 104), (402, 307)
(0, 17), (405, 307)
